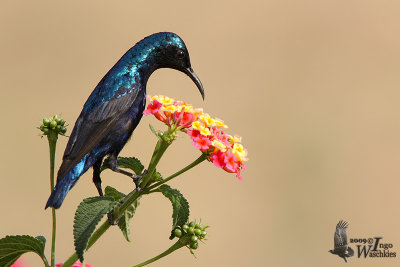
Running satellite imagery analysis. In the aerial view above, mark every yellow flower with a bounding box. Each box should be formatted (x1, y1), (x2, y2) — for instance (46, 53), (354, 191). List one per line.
(192, 120), (211, 136)
(200, 127), (211, 136)
(214, 118), (228, 128)
(199, 114), (216, 127)
(232, 143), (247, 161)
(164, 105), (177, 112)
(212, 139), (227, 152)
(151, 95), (174, 105)
(233, 135), (242, 143)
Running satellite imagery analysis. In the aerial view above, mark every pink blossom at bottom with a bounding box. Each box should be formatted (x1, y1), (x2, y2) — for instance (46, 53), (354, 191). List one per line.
(11, 259), (25, 267)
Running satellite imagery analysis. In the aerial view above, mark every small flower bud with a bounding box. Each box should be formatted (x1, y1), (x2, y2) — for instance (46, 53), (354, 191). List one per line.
(54, 116), (61, 124)
(194, 229), (202, 236)
(174, 228), (182, 238)
(43, 118), (50, 127)
(188, 227), (195, 235)
(50, 120), (57, 129)
(190, 241), (198, 250)
(190, 235), (198, 242)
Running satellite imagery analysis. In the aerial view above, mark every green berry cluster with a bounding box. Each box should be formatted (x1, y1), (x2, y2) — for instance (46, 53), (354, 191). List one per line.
(173, 220), (208, 250)
(38, 115), (67, 136)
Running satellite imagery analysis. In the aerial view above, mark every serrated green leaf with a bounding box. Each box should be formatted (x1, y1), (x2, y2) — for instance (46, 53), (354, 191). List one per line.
(35, 236), (46, 247)
(104, 186), (140, 242)
(0, 235), (48, 267)
(100, 157), (144, 174)
(73, 196), (117, 262)
(159, 185), (190, 239)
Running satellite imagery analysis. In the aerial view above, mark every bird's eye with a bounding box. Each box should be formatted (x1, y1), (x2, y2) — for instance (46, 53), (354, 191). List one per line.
(176, 50), (185, 59)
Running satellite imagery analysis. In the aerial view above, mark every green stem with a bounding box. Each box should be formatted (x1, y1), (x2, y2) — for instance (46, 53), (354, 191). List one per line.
(132, 239), (187, 267)
(61, 135), (206, 267)
(47, 132), (58, 267)
(62, 222), (110, 267)
(62, 138), (170, 267)
(147, 153), (208, 191)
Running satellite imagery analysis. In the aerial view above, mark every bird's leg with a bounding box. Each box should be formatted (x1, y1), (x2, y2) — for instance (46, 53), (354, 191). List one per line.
(93, 158), (120, 225)
(92, 158), (104, 196)
(108, 154), (145, 192)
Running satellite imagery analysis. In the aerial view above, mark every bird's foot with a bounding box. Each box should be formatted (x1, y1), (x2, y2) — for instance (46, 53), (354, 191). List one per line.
(107, 211), (119, 226)
(132, 169), (148, 193)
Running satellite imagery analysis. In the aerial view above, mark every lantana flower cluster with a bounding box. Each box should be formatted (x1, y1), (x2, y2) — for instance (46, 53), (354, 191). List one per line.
(144, 95), (247, 179)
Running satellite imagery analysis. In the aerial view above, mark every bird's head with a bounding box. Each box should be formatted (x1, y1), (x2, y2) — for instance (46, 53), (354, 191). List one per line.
(136, 32), (204, 99)
(328, 249), (334, 254)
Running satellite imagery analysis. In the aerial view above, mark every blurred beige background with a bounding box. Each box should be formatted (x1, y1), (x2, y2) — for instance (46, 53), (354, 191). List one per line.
(1, 0), (400, 266)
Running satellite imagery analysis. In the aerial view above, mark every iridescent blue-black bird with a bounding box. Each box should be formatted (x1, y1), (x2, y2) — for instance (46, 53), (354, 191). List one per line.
(45, 32), (204, 209)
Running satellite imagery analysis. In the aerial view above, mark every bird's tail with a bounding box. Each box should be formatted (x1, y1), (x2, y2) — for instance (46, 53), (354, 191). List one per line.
(45, 177), (73, 209)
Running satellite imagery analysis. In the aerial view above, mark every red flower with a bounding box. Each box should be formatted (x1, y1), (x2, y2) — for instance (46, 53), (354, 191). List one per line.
(143, 99), (162, 115)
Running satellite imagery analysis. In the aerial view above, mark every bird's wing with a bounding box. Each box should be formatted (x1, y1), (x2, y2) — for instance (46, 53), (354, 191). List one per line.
(333, 220), (349, 251)
(57, 83), (141, 181)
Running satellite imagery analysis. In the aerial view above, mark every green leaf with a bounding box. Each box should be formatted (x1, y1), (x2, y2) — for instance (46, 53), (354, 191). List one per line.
(35, 236), (46, 247)
(73, 196), (117, 262)
(159, 185), (190, 239)
(0, 235), (48, 267)
(153, 171), (163, 182)
(100, 157), (144, 174)
(149, 124), (159, 138)
(104, 186), (141, 242)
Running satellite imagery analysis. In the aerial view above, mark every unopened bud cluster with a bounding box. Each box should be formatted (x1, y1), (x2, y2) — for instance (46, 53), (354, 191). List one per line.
(173, 220), (208, 250)
(39, 115), (67, 136)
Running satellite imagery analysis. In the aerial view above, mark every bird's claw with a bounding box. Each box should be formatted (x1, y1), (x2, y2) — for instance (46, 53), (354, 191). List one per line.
(131, 169), (148, 192)
(107, 211), (119, 225)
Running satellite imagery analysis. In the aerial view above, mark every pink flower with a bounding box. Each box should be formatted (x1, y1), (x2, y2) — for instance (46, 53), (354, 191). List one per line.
(143, 99), (162, 115)
(210, 150), (227, 168)
(192, 135), (212, 151)
(223, 152), (238, 173)
(176, 112), (195, 128)
(187, 129), (200, 139)
(11, 259), (25, 267)
(146, 95), (247, 179)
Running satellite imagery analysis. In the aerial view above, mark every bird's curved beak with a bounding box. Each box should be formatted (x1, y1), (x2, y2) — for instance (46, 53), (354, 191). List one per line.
(183, 67), (205, 100)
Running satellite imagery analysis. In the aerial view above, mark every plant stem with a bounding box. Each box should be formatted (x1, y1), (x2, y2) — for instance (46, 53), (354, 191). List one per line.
(132, 239), (187, 267)
(61, 136), (206, 267)
(47, 131), (58, 267)
(62, 138), (170, 267)
(147, 153), (208, 191)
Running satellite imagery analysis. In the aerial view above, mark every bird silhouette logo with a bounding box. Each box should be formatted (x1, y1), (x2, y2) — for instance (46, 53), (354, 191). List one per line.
(329, 220), (354, 262)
